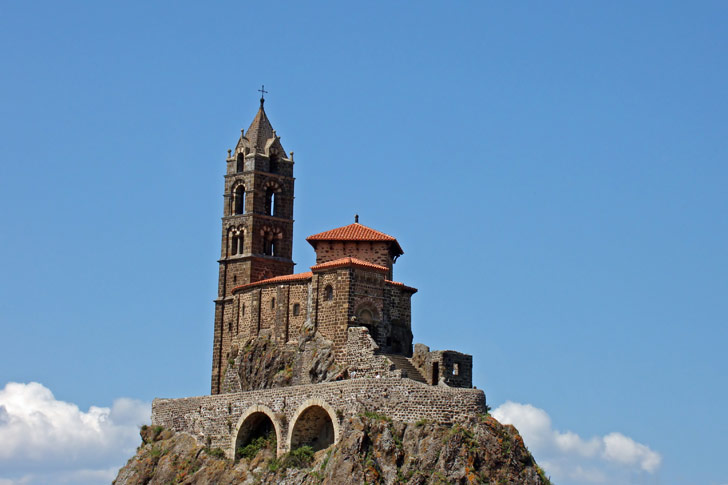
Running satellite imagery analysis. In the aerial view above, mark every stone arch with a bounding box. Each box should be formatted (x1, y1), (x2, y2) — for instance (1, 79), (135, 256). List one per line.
(353, 300), (380, 323)
(353, 300), (382, 342)
(287, 399), (339, 452)
(232, 405), (283, 458)
(262, 180), (282, 191)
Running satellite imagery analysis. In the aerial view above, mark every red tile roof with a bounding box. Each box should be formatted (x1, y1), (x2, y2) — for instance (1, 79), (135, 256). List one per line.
(385, 280), (418, 293)
(232, 271), (312, 293)
(311, 257), (389, 273)
(306, 223), (404, 255)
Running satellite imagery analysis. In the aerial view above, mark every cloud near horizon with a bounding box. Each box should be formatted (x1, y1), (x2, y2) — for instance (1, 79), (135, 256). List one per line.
(0, 382), (662, 485)
(0, 382), (149, 485)
(493, 401), (661, 484)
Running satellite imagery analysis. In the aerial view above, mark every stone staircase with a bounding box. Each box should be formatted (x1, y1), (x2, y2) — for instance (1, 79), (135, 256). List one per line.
(384, 354), (427, 384)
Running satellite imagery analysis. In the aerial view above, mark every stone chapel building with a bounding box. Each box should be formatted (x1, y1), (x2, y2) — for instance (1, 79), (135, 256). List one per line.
(152, 98), (486, 457)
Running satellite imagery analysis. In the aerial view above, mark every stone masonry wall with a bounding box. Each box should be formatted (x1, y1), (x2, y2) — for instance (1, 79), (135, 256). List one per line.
(412, 344), (473, 388)
(152, 378), (486, 458)
(286, 283), (309, 341)
(314, 241), (393, 278)
(314, 270), (350, 360)
(345, 327), (402, 379)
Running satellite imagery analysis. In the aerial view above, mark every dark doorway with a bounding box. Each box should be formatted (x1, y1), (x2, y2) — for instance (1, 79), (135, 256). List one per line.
(431, 362), (439, 386)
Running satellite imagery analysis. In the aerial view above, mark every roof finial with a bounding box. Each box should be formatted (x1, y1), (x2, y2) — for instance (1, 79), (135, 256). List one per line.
(355, 214), (359, 223)
(258, 84), (268, 107)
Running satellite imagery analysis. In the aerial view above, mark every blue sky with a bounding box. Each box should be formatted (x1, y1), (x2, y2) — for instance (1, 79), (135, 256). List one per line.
(1, 2), (726, 484)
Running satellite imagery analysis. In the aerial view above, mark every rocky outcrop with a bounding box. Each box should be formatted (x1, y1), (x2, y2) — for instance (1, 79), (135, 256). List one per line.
(114, 413), (552, 485)
(222, 335), (344, 393)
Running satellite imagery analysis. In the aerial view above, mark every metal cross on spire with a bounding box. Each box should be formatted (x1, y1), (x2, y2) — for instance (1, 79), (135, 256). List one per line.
(258, 85), (268, 107)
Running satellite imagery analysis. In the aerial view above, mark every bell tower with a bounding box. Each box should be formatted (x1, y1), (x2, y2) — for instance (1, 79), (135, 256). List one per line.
(211, 94), (295, 394)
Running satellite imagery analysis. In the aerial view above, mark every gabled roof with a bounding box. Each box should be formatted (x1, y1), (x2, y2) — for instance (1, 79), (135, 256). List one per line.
(311, 257), (389, 273)
(231, 271), (312, 293)
(306, 223), (403, 255)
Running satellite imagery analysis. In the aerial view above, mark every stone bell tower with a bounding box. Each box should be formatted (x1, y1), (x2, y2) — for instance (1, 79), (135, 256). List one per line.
(211, 94), (295, 394)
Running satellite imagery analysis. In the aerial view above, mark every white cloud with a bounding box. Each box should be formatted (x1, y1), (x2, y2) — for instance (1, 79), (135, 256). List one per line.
(602, 432), (661, 472)
(493, 401), (662, 485)
(0, 382), (150, 485)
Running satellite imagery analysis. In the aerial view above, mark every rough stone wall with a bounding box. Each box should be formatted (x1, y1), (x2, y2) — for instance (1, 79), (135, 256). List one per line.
(237, 291), (255, 339)
(437, 351), (473, 388)
(349, 269), (386, 347)
(412, 344), (473, 388)
(259, 286), (277, 332)
(383, 283), (414, 355)
(152, 378), (486, 457)
(286, 283), (309, 341)
(314, 241), (393, 277)
(314, 270), (350, 359)
(345, 327), (402, 379)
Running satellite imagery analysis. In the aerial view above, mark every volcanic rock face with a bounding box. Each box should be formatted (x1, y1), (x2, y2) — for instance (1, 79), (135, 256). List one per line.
(222, 334), (344, 393)
(114, 413), (551, 485)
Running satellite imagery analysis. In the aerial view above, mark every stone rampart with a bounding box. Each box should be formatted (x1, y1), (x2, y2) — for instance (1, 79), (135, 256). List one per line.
(152, 378), (486, 457)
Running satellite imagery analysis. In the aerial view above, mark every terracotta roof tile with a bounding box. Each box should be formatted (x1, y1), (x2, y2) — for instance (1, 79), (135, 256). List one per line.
(385, 280), (418, 293)
(311, 257), (389, 273)
(232, 271), (312, 293)
(306, 223), (403, 254)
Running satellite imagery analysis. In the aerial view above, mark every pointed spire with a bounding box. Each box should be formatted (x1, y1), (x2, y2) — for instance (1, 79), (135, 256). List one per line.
(235, 88), (286, 158)
(245, 105), (275, 150)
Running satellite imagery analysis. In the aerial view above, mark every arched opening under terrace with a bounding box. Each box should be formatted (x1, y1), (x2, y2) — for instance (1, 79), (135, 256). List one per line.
(232, 405), (282, 459)
(288, 400), (339, 452)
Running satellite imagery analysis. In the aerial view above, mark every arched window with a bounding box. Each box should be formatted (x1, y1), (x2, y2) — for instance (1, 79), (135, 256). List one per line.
(358, 309), (373, 324)
(324, 285), (333, 301)
(233, 186), (245, 215)
(265, 188), (277, 216)
(236, 154), (244, 173)
(292, 303), (300, 316)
